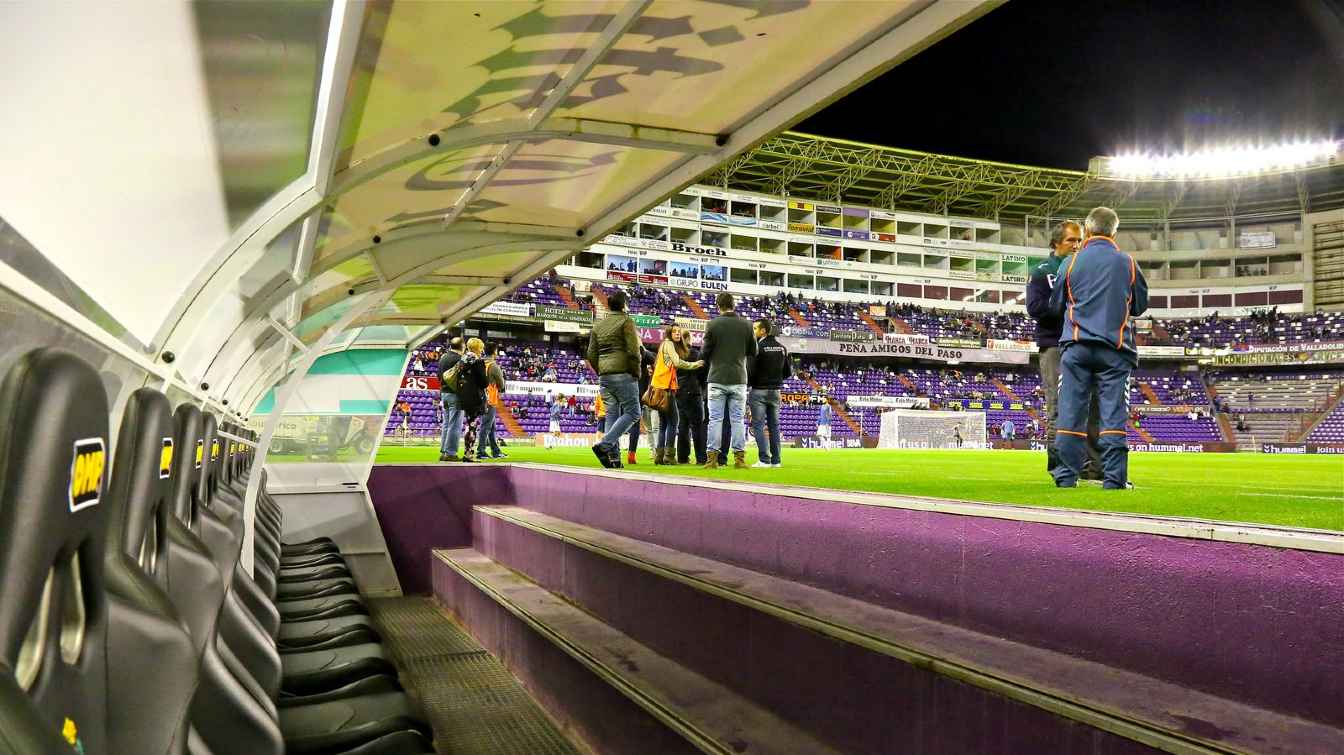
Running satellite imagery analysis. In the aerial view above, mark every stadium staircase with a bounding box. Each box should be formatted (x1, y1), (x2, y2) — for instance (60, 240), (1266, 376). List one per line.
(858, 310), (886, 336)
(888, 316), (915, 335)
(1216, 412), (1237, 443)
(554, 283), (579, 309)
(1138, 382), (1163, 406)
(683, 294), (708, 319)
(431, 472), (1344, 755)
(788, 307), (810, 328)
(590, 285), (608, 310)
(497, 402), (526, 438)
(990, 378), (1038, 420)
(1132, 423), (1156, 444)
(1296, 385), (1344, 440)
(897, 373), (918, 392)
(804, 373), (862, 435)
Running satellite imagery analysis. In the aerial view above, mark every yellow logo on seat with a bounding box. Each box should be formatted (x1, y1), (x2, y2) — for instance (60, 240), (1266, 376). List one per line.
(62, 717), (84, 753)
(195, 440), (203, 470)
(210, 440), (220, 461)
(68, 438), (105, 513)
(159, 438), (174, 480)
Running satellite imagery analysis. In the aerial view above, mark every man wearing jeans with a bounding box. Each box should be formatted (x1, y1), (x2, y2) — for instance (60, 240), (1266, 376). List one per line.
(437, 337), (464, 461)
(585, 289), (643, 468)
(476, 343), (506, 459)
(747, 318), (790, 468)
(701, 292), (757, 469)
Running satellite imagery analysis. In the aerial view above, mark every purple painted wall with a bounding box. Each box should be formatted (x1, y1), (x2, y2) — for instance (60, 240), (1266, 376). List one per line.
(366, 464), (511, 594)
(470, 510), (1160, 755)
(373, 464), (1344, 729)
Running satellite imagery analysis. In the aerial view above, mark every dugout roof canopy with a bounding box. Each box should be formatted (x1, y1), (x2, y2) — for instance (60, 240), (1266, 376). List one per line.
(0, 0), (997, 415)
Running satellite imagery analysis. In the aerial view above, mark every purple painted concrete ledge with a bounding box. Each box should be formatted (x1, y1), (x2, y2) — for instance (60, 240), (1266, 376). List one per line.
(369, 463), (1344, 729)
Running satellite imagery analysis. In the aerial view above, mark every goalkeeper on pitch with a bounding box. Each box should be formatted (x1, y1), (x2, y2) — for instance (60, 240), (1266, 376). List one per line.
(1027, 220), (1102, 479)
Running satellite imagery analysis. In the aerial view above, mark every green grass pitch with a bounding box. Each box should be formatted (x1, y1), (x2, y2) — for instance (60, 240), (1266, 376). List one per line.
(371, 443), (1344, 531)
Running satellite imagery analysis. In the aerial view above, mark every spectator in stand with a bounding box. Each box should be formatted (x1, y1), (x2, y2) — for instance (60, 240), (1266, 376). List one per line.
(456, 338), (490, 463)
(1026, 220), (1103, 479)
(542, 363), (558, 383)
(1048, 206), (1149, 489)
(477, 344), (506, 459)
(566, 393), (577, 417)
(650, 325), (704, 465)
(817, 398), (833, 449)
(701, 292), (757, 469)
(438, 336), (465, 461)
(748, 319), (791, 468)
(676, 335), (708, 465)
(586, 289), (642, 468)
(1000, 418), (1016, 441)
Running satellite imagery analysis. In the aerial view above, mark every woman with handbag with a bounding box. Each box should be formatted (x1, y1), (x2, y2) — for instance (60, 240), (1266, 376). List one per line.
(646, 325), (703, 465)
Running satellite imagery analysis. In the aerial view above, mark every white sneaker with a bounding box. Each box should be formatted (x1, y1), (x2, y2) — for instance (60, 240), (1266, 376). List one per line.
(770, 463), (782, 468)
(751, 461), (771, 469)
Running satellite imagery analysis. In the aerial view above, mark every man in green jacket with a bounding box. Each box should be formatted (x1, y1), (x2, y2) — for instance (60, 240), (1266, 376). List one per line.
(585, 289), (642, 468)
(701, 292), (757, 469)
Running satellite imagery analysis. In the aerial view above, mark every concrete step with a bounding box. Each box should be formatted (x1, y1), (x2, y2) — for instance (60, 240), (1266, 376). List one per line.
(472, 505), (1344, 755)
(434, 547), (841, 755)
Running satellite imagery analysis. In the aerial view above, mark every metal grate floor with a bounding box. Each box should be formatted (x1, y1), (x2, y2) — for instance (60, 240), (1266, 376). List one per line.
(368, 596), (584, 755)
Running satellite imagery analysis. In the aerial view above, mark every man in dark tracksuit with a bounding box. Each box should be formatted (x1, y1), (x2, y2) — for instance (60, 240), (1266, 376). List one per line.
(747, 319), (791, 467)
(675, 345), (708, 464)
(1048, 207), (1149, 489)
(1026, 221), (1102, 479)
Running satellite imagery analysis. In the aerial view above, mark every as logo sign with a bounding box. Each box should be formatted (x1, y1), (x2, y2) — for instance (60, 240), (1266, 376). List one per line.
(69, 438), (105, 512)
(159, 438), (174, 480)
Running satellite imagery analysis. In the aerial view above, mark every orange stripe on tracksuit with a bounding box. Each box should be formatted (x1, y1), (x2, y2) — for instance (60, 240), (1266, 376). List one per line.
(1064, 247), (1085, 342)
(1057, 429), (1088, 437)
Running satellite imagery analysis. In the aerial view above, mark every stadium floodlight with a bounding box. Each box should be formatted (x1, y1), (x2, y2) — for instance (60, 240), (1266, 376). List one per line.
(1099, 139), (1339, 179)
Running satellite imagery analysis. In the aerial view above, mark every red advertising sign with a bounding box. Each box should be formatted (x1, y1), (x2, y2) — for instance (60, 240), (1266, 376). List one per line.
(402, 375), (440, 390)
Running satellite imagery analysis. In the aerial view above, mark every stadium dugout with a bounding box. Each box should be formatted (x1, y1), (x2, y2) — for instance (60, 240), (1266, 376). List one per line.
(1, 2), (1341, 754)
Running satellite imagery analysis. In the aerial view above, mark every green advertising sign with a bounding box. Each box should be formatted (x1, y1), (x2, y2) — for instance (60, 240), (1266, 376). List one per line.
(631, 314), (664, 327)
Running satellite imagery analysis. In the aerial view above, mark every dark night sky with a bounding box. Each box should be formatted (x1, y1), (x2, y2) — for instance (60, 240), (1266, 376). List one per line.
(796, 0), (1344, 170)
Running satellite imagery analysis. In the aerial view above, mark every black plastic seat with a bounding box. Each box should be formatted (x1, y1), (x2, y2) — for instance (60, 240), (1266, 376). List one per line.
(0, 349), (115, 754)
(278, 614), (380, 649)
(103, 388), (201, 754)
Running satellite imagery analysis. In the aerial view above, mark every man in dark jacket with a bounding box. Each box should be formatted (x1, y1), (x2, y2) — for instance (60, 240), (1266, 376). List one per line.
(676, 343), (708, 464)
(1048, 207), (1149, 489)
(1026, 221), (1101, 479)
(585, 290), (642, 467)
(437, 336), (464, 461)
(700, 292), (757, 468)
(747, 319), (791, 468)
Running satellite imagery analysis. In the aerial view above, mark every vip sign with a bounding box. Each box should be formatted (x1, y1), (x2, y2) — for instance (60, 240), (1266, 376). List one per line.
(159, 438), (173, 480)
(68, 438), (105, 512)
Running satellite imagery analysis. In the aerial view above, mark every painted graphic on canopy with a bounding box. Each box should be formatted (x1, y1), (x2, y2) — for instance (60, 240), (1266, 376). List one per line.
(68, 438), (105, 513)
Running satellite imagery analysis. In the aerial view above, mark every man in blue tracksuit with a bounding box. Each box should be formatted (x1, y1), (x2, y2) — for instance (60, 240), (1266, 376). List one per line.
(1048, 207), (1149, 489)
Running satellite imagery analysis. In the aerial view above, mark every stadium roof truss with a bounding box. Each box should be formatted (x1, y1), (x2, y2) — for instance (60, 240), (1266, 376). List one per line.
(708, 131), (1344, 226)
